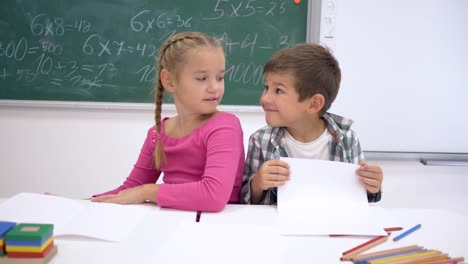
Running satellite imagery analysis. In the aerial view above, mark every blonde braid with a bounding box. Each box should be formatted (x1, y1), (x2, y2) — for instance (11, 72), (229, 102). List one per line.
(154, 77), (166, 169)
(153, 34), (191, 169)
(153, 38), (172, 169)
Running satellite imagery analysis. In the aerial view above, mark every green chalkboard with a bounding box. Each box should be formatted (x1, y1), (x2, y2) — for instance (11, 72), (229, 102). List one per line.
(0, 0), (307, 105)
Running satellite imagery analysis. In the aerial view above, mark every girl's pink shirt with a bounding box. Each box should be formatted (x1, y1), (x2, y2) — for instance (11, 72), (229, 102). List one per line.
(94, 112), (245, 212)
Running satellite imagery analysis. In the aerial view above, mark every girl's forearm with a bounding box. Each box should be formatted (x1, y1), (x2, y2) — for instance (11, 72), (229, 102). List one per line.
(142, 184), (160, 203)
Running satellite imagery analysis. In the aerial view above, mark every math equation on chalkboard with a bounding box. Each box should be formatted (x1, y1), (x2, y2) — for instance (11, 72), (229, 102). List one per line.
(0, 0), (307, 105)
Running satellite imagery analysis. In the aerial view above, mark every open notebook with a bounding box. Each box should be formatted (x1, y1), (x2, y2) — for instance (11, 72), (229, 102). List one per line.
(0, 192), (151, 242)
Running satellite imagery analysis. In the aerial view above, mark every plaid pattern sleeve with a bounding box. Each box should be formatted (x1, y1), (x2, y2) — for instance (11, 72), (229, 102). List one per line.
(240, 127), (282, 205)
(240, 133), (262, 204)
(323, 113), (382, 203)
(344, 128), (365, 164)
(342, 125), (381, 202)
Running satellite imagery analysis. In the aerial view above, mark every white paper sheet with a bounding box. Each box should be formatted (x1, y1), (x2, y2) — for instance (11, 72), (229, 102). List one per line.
(0, 192), (151, 242)
(278, 158), (386, 236)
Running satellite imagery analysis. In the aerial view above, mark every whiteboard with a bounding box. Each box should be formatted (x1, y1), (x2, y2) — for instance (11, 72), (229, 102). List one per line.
(322, 0), (468, 154)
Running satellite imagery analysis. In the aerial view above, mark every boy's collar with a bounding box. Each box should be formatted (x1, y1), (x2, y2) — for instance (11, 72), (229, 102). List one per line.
(270, 112), (354, 146)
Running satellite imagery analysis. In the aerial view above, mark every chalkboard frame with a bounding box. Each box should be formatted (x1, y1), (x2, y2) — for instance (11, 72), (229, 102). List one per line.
(0, 0), (316, 110)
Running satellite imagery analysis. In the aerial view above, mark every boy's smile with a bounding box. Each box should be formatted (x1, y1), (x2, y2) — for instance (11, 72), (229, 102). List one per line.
(261, 72), (310, 129)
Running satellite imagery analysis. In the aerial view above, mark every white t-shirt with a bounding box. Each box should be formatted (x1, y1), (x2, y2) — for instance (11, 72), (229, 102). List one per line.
(284, 128), (331, 160)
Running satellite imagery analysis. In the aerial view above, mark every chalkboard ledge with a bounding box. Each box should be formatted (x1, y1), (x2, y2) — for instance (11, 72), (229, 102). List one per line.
(0, 100), (263, 112)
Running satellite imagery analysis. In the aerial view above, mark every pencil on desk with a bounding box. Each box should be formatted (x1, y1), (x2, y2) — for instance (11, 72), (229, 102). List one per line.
(341, 236), (388, 261)
(342, 234), (389, 255)
(384, 227), (403, 232)
(393, 224), (422, 242)
(397, 253), (448, 264)
(351, 245), (423, 262)
(367, 250), (441, 264)
(424, 257), (465, 264)
(353, 248), (427, 263)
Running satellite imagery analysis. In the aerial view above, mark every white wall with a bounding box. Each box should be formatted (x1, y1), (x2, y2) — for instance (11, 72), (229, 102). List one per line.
(0, 105), (265, 198)
(322, 0), (468, 153)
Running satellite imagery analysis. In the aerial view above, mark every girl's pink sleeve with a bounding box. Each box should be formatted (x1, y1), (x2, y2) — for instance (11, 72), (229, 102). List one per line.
(156, 117), (244, 212)
(93, 127), (161, 197)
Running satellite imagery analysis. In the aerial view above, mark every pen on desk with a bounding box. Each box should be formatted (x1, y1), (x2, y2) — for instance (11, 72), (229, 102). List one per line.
(393, 224), (422, 242)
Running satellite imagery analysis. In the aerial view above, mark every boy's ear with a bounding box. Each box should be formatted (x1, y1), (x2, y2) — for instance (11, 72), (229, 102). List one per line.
(306, 94), (325, 114)
(160, 69), (175, 93)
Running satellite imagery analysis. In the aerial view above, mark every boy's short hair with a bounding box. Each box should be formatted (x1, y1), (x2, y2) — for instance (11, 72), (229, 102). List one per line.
(263, 43), (341, 116)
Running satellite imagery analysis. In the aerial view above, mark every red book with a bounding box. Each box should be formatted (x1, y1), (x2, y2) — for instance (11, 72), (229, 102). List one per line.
(6, 241), (54, 258)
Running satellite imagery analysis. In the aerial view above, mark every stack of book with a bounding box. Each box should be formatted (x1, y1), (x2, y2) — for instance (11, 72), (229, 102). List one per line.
(0, 222), (16, 257)
(0, 222), (57, 264)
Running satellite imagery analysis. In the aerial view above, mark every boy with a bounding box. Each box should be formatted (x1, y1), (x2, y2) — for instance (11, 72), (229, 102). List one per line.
(241, 43), (383, 205)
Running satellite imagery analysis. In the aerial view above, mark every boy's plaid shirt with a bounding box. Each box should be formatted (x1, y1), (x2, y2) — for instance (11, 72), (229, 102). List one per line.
(240, 112), (381, 204)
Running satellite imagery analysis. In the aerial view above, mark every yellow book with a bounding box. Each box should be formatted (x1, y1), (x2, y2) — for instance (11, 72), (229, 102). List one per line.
(5, 237), (53, 253)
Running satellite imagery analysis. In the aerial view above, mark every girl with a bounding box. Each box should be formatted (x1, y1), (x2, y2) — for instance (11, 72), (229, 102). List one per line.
(92, 32), (245, 212)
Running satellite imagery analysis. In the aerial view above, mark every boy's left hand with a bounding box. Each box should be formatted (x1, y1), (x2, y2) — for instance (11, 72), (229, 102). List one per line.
(356, 161), (383, 194)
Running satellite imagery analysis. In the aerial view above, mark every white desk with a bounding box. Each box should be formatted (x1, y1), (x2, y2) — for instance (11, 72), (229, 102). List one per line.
(197, 205), (468, 264)
(1, 160), (467, 263)
(13, 205), (462, 264)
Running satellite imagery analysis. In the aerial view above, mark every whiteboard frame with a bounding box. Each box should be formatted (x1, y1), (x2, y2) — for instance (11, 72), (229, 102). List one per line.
(312, 0), (468, 159)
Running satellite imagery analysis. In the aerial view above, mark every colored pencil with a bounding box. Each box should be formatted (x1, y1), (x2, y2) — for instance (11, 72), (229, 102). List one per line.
(351, 245), (423, 262)
(424, 257), (465, 264)
(393, 224), (422, 242)
(354, 248), (427, 263)
(384, 227), (403, 232)
(342, 234), (389, 255)
(368, 250), (441, 264)
(341, 236), (388, 261)
(395, 253), (448, 264)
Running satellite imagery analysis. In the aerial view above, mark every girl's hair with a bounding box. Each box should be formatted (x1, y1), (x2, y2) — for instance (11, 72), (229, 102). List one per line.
(154, 32), (223, 169)
(263, 43), (341, 116)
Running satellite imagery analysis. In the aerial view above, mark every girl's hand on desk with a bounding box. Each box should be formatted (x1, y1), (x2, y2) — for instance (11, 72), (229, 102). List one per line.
(356, 161), (383, 194)
(91, 184), (159, 204)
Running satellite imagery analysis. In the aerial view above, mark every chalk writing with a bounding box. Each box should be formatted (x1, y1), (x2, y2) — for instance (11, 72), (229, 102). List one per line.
(0, 0), (306, 105)
(203, 0), (287, 20)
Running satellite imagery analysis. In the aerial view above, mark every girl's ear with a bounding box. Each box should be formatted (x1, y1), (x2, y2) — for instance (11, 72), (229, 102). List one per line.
(307, 93), (325, 114)
(160, 69), (175, 93)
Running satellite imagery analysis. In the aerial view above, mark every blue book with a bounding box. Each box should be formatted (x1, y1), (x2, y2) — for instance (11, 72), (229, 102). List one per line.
(0, 221), (16, 238)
